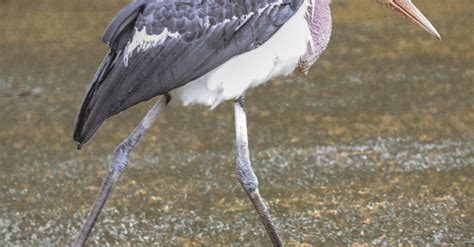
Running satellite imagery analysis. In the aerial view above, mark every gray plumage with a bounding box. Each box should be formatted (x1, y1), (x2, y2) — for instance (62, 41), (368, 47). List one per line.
(73, 0), (304, 146)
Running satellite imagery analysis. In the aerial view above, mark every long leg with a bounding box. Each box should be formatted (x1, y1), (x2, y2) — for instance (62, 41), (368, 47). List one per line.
(234, 95), (282, 247)
(73, 95), (170, 247)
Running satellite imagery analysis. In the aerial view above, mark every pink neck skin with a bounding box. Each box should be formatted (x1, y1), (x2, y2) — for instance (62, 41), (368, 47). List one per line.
(299, 0), (332, 75)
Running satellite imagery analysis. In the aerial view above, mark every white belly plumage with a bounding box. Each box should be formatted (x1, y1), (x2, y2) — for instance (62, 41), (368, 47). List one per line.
(172, 4), (311, 108)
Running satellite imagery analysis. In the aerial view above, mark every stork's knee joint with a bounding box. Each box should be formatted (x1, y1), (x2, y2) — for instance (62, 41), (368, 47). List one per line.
(237, 168), (259, 193)
(110, 143), (132, 173)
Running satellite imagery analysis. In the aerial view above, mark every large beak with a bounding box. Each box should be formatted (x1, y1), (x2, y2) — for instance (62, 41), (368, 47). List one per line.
(378, 0), (441, 39)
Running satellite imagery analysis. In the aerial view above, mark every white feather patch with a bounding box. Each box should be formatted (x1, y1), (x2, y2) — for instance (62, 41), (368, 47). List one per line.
(172, 2), (311, 108)
(123, 27), (180, 67)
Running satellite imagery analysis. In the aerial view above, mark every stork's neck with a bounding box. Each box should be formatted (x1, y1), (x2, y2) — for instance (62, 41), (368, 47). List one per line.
(299, 0), (332, 75)
(307, 0), (332, 48)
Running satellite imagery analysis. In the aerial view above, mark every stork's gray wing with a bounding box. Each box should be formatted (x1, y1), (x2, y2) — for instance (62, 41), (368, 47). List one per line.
(73, 0), (304, 146)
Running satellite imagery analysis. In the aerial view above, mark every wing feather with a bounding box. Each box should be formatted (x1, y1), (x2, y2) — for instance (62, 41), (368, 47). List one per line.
(73, 0), (304, 146)
(102, 0), (149, 48)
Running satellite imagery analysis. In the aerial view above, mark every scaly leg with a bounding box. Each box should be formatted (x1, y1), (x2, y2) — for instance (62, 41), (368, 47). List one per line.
(73, 95), (170, 247)
(234, 95), (282, 247)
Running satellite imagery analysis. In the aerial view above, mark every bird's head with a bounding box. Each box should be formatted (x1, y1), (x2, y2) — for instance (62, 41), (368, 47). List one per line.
(377, 0), (441, 39)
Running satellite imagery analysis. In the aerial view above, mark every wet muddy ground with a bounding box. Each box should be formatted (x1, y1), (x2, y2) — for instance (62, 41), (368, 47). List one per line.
(0, 0), (473, 245)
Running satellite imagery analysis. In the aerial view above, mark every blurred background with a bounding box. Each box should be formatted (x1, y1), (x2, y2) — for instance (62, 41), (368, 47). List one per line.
(0, 0), (473, 245)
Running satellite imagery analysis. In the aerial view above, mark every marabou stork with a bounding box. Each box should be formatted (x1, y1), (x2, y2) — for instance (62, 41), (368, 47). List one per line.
(72, 0), (440, 245)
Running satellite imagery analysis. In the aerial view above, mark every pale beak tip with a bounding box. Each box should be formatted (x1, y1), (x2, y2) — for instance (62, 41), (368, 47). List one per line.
(386, 0), (442, 41)
(427, 24), (442, 40)
(430, 28), (442, 40)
